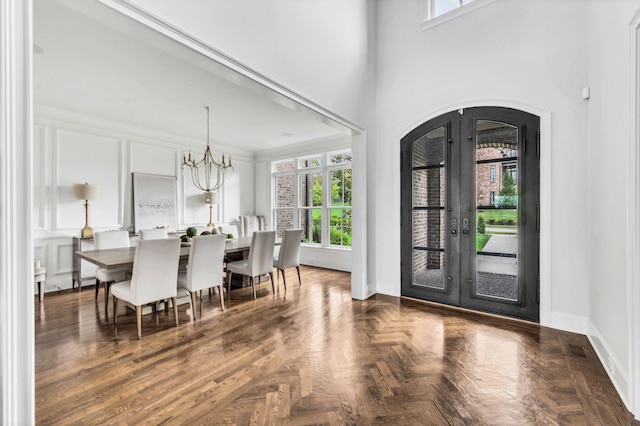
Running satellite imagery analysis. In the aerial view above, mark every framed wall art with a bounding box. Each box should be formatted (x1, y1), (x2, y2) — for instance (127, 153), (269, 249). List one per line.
(132, 173), (178, 232)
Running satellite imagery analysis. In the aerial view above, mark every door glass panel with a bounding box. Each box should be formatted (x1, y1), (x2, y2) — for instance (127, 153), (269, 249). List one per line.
(412, 126), (446, 289)
(475, 120), (518, 301)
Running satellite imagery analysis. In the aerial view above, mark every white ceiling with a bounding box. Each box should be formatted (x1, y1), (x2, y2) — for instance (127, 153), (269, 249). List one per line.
(33, 0), (349, 152)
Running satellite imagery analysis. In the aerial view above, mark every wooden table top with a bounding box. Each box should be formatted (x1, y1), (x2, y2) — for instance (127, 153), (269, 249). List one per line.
(75, 236), (258, 270)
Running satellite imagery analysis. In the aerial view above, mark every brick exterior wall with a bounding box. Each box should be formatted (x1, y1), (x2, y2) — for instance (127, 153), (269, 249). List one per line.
(476, 148), (517, 207)
(412, 132), (445, 272)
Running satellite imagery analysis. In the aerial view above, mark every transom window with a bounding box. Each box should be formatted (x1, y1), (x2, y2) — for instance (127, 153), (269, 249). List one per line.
(422, 0), (496, 30)
(272, 150), (352, 248)
(428, 0), (477, 19)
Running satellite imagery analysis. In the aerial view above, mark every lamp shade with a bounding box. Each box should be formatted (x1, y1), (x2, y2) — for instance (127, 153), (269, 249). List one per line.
(203, 191), (219, 205)
(73, 183), (100, 200)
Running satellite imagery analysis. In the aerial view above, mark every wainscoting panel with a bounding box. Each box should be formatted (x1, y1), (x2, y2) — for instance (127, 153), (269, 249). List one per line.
(55, 128), (122, 231)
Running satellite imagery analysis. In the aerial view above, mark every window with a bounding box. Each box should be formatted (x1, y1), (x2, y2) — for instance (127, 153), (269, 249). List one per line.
(272, 150), (352, 248)
(422, 0), (497, 30)
(490, 165), (496, 183)
(490, 191), (495, 205)
(429, 0), (477, 19)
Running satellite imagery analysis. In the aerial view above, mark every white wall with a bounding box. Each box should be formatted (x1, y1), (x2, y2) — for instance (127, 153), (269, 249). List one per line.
(33, 107), (255, 292)
(374, 0), (638, 415)
(375, 0), (591, 324)
(375, 0), (589, 319)
(586, 0), (640, 414)
(118, 0), (372, 127)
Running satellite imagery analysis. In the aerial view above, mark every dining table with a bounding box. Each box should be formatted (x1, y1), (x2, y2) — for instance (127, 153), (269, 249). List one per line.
(75, 236), (277, 315)
(75, 236), (259, 271)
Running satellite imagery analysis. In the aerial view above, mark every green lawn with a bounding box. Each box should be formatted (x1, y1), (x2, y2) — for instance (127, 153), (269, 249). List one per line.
(476, 234), (491, 252)
(477, 209), (517, 225)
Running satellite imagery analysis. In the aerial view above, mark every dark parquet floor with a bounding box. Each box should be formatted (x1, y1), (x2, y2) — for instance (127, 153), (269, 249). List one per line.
(35, 266), (638, 425)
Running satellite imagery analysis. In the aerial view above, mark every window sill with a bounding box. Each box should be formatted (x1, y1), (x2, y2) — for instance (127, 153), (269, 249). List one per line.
(302, 244), (352, 252)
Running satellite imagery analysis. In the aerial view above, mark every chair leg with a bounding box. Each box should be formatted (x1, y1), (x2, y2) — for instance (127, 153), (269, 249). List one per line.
(113, 296), (118, 325)
(269, 272), (275, 294)
(38, 280), (44, 302)
(296, 266), (302, 285)
(218, 285), (225, 311)
(251, 276), (256, 300)
(104, 282), (111, 314)
(95, 279), (100, 299)
(190, 291), (197, 320)
(199, 290), (203, 318)
(281, 269), (287, 290)
(172, 297), (179, 327)
(136, 305), (142, 339)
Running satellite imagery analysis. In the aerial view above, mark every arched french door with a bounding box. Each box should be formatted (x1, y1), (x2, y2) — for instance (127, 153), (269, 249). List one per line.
(401, 107), (540, 322)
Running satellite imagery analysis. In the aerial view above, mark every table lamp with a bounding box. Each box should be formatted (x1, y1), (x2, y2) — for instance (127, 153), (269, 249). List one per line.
(73, 183), (100, 238)
(203, 190), (219, 230)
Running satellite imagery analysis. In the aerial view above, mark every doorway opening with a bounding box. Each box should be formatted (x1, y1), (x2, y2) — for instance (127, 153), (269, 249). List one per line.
(401, 107), (540, 322)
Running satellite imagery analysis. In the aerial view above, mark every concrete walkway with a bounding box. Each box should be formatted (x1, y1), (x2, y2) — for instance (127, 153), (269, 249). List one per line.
(482, 234), (517, 254)
(478, 234), (517, 276)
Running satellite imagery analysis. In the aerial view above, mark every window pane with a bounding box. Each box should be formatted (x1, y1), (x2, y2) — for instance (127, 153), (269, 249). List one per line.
(413, 249), (445, 289)
(275, 209), (294, 239)
(330, 207), (352, 246)
(413, 210), (445, 250)
(329, 152), (352, 164)
(300, 208), (321, 243)
(413, 168), (444, 207)
(413, 127), (445, 168)
(476, 119), (519, 302)
(300, 172), (322, 207)
(274, 160), (295, 172)
(434, 0), (460, 17)
(276, 174), (294, 208)
(330, 169), (352, 207)
(299, 156), (322, 168)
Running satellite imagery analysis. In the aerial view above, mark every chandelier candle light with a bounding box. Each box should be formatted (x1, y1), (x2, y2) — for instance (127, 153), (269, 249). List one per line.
(182, 106), (233, 195)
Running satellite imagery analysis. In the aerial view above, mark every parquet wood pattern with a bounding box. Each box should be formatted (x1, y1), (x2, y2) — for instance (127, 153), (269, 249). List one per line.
(35, 267), (638, 425)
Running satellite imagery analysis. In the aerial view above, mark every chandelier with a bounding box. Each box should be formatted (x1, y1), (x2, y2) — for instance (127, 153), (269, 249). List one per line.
(182, 106), (233, 194)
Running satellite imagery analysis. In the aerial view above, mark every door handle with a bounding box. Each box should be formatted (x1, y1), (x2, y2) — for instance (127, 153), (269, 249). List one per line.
(462, 218), (469, 236)
(451, 218), (458, 236)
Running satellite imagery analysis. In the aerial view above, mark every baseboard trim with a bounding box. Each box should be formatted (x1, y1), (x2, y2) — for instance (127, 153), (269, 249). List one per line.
(549, 311), (588, 334)
(588, 321), (631, 412)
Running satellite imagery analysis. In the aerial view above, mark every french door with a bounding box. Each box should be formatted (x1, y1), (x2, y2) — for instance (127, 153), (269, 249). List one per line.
(401, 107), (539, 322)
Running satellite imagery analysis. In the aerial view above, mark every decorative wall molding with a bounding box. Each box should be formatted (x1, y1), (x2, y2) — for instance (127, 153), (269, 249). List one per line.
(36, 104), (255, 161)
(628, 8), (640, 420)
(0, 0), (34, 422)
(299, 247), (351, 272)
(255, 134), (351, 162)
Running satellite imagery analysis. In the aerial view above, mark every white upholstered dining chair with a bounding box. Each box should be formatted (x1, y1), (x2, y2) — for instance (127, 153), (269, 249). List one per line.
(273, 228), (303, 289)
(139, 228), (168, 240)
(226, 230), (276, 300)
(177, 234), (226, 319)
(94, 230), (131, 313)
(111, 238), (181, 339)
(239, 215), (264, 237)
